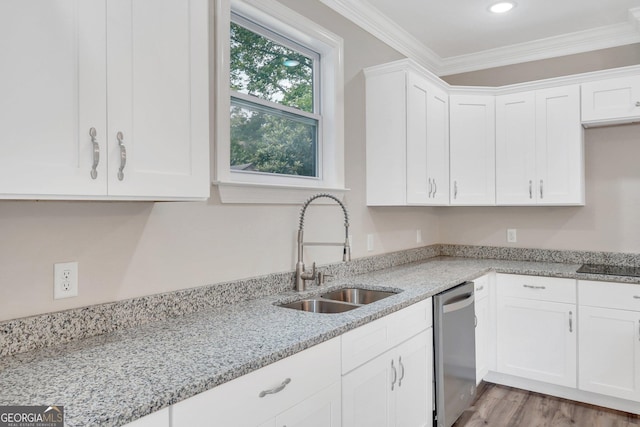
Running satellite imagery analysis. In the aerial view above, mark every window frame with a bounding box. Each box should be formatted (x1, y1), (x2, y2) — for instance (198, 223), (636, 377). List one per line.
(213, 0), (346, 203)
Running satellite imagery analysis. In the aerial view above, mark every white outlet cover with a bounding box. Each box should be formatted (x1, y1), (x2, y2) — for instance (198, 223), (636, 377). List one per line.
(54, 261), (78, 299)
(507, 229), (517, 243)
(366, 234), (374, 251)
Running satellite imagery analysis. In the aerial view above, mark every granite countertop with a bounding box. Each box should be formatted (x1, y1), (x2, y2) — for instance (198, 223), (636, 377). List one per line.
(1, 256), (638, 426)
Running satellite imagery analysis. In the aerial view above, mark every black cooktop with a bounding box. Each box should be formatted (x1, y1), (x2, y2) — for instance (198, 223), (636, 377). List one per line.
(577, 263), (640, 277)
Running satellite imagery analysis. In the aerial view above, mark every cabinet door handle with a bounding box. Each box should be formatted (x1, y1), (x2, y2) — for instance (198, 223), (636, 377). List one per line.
(433, 179), (437, 197)
(540, 179), (544, 199)
(116, 131), (127, 181)
(391, 359), (397, 391)
(474, 314), (478, 328)
(523, 284), (546, 290)
(89, 128), (100, 180)
(476, 285), (484, 292)
(636, 101), (640, 107)
(633, 296), (640, 299)
(259, 378), (291, 398)
(569, 311), (573, 333)
(529, 180), (532, 199)
(398, 356), (405, 387)
(428, 178), (433, 198)
(454, 181), (458, 199)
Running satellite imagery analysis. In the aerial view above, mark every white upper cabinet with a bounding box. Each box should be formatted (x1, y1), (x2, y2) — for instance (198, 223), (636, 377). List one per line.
(449, 94), (496, 205)
(0, 0), (210, 200)
(496, 86), (584, 205)
(0, 0), (108, 197)
(535, 85), (584, 205)
(581, 75), (640, 127)
(495, 91), (536, 205)
(365, 60), (449, 206)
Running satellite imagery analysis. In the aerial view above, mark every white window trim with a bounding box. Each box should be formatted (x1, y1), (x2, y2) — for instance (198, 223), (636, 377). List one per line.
(213, 0), (347, 204)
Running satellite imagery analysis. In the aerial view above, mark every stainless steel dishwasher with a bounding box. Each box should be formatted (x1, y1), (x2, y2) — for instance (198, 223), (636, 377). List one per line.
(433, 282), (476, 427)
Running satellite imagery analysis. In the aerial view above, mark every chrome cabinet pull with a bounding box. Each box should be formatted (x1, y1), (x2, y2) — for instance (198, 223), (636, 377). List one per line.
(523, 284), (546, 290)
(476, 285), (484, 292)
(633, 296), (640, 299)
(540, 179), (544, 199)
(636, 101), (640, 107)
(529, 180), (532, 199)
(428, 178), (433, 198)
(89, 128), (99, 180)
(391, 359), (397, 391)
(398, 356), (405, 387)
(454, 181), (458, 199)
(259, 378), (291, 398)
(116, 131), (127, 181)
(433, 179), (437, 197)
(569, 311), (573, 333)
(474, 314), (478, 328)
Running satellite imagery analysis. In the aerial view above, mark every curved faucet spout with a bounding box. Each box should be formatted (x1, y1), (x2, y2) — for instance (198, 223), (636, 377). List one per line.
(295, 193), (351, 291)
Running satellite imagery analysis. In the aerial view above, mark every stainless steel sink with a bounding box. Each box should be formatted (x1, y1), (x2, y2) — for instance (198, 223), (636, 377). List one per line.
(278, 287), (400, 313)
(321, 288), (397, 305)
(278, 299), (358, 313)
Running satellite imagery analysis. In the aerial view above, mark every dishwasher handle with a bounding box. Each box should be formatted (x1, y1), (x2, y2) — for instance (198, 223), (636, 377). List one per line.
(442, 293), (475, 313)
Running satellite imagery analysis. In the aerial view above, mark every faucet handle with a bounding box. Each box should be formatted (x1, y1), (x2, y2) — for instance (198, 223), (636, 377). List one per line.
(316, 272), (334, 286)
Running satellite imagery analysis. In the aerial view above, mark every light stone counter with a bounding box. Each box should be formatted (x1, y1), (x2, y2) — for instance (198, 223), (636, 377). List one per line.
(1, 253), (638, 426)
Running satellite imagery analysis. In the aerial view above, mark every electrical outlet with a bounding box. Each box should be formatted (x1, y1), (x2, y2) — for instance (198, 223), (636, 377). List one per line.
(416, 229), (423, 244)
(507, 229), (517, 243)
(54, 262), (78, 299)
(367, 234), (374, 251)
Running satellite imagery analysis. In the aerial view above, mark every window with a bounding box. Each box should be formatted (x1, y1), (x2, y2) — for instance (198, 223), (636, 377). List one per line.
(214, 0), (345, 203)
(230, 16), (320, 178)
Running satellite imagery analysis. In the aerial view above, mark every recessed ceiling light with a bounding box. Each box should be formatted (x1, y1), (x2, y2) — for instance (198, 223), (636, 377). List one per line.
(489, 1), (516, 13)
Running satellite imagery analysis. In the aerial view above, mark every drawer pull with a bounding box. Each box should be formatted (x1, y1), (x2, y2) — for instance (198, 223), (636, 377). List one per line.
(634, 296), (640, 299)
(476, 285), (484, 292)
(391, 359), (397, 391)
(259, 378), (291, 398)
(523, 284), (546, 290)
(398, 356), (405, 387)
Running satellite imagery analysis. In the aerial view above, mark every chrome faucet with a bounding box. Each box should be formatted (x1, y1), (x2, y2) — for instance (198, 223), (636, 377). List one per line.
(295, 193), (351, 291)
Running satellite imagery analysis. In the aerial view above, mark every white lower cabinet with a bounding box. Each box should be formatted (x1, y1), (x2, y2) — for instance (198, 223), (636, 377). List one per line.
(341, 298), (433, 427)
(342, 330), (432, 427)
(578, 280), (640, 402)
(171, 337), (341, 427)
(474, 274), (494, 384)
(496, 274), (576, 388)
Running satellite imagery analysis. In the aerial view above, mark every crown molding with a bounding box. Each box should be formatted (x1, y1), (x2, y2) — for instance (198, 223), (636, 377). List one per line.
(319, 0), (640, 76)
(317, 0), (442, 71)
(439, 21), (640, 76)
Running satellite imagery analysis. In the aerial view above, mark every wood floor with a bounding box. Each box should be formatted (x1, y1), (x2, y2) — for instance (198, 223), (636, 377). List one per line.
(452, 383), (640, 427)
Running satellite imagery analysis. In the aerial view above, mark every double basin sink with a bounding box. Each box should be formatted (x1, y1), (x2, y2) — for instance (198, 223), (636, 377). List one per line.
(279, 287), (400, 313)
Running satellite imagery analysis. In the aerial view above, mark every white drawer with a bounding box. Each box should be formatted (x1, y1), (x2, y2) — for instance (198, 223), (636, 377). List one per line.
(171, 337), (340, 426)
(473, 274), (491, 300)
(341, 298), (432, 374)
(497, 274), (575, 304)
(579, 280), (640, 312)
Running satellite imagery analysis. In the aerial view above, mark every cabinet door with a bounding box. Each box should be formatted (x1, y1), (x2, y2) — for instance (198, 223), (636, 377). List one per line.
(0, 0), (107, 197)
(581, 75), (640, 124)
(406, 72), (430, 205)
(449, 95), (495, 205)
(276, 382), (341, 427)
(535, 85), (584, 205)
(495, 91), (536, 205)
(106, 0), (209, 199)
(475, 295), (489, 384)
(426, 86), (449, 205)
(395, 330), (433, 427)
(342, 349), (394, 427)
(497, 297), (576, 387)
(579, 306), (640, 401)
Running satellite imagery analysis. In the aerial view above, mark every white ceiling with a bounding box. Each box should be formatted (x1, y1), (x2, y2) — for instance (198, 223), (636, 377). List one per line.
(319, 0), (640, 75)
